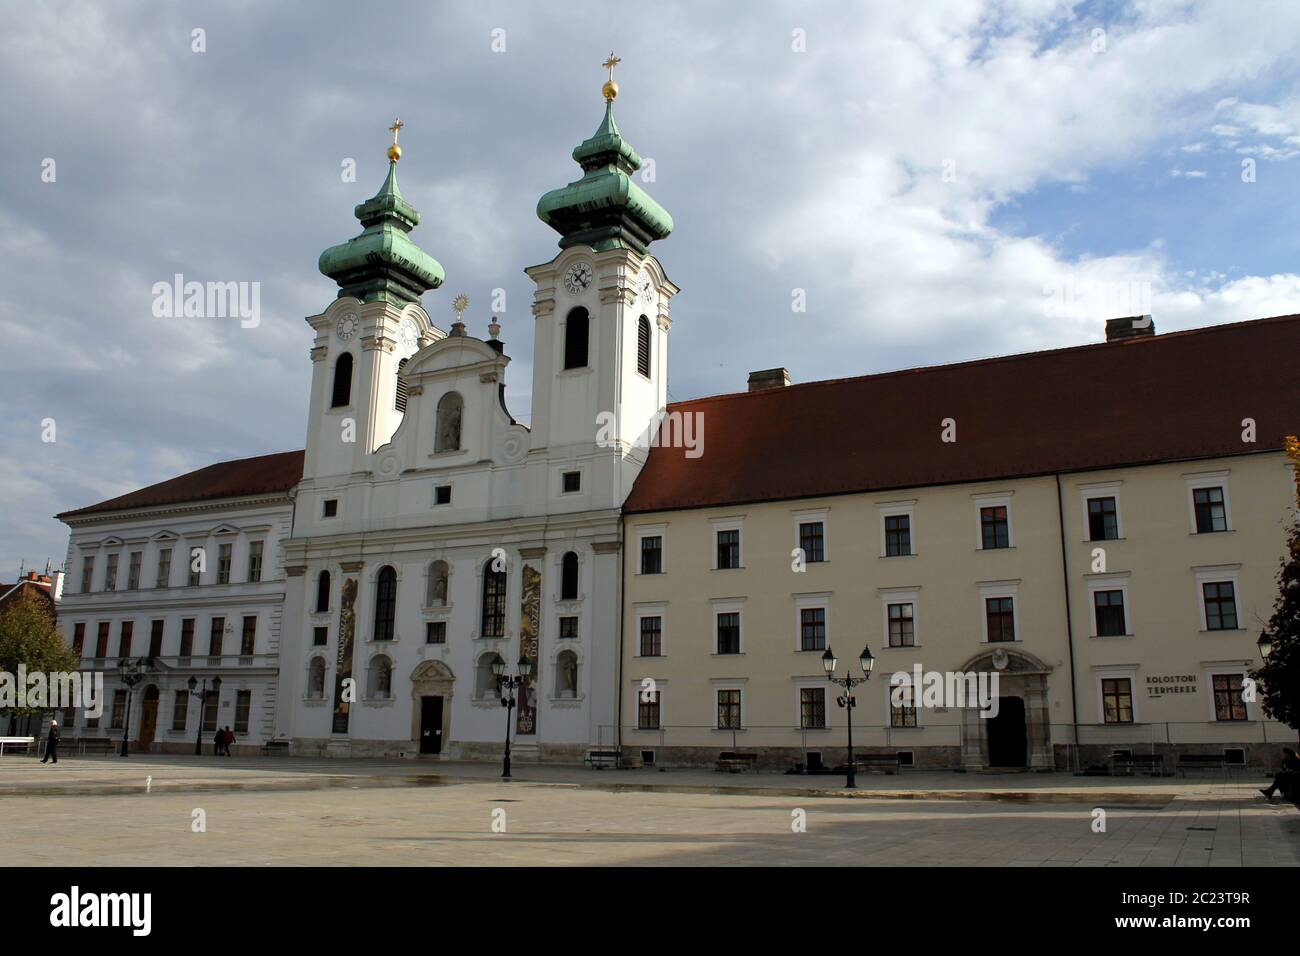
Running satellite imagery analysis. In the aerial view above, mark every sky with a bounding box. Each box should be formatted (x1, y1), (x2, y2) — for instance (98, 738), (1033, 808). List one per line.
(2, 0), (1299, 577)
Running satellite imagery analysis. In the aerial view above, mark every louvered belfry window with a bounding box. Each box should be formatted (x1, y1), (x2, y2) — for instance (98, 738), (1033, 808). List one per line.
(637, 315), (651, 377)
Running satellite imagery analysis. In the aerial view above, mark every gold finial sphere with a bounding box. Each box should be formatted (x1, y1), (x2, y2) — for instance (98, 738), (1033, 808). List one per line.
(602, 80), (619, 101)
(387, 143), (402, 162)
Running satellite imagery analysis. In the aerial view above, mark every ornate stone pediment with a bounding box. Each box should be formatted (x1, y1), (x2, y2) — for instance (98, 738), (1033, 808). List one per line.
(958, 648), (1052, 675)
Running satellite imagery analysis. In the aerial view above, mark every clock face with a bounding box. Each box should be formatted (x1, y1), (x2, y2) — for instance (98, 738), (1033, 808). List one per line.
(638, 273), (654, 304)
(399, 317), (418, 348)
(563, 261), (593, 295)
(336, 313), (358, 341)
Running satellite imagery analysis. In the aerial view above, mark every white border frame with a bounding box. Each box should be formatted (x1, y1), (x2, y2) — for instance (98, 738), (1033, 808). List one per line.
(879, 586), (921, 649)
(1184, 470), (1233, 534)
(1079, 480), (1124, 541)
(973, 491), (1015, 550)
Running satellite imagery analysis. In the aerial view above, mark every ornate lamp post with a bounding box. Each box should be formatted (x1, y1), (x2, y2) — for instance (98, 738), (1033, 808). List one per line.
(493, 654), (534, 780)
(187, 674), (222, 756)
(1257, 629), (1274, 662)
(822, 644), (875, 789)
(116, 657), (154, 758)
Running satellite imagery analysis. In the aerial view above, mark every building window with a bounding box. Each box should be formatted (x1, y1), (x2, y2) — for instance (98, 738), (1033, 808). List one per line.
(480, 563), (507, 638)
(891, 684), (918, 728)
(247, 541), (264, 582)
(118, 620), (133, 658)
(1087, 497), (1119, 541)
(888, 603), (915, 647)
(1101, 678), (1134, 724)
(799, 607), (826, 651)
(638, 689), (661, 730)
(104, 554), (118, 591)
(171, 690), (188, 732)
(426, 621), (446, 645)
(127, 551), (142, 590)
(95, 622), (110, 659)
(368, 655), (393, 699)
(217, 543), (232, 584)
(312, 626), (328, 647)
(179, 618), (195, 657)
(716, 529), (740, 569)
(985, 597), (1015, 642)
(373, 566), (397, 641)
(426, 560), (449, 607)
(637, 315), (652, 377)
(322, 499), (338, 519)
(240, 616), (257, 656)
(435, 392), (463, 452)
(980, 506), (1010, 549)
(156, 548), (172, 588)
(312, 571), (330, 613)
(563, 307), (589, 370)
(71, 623), (85, 658)
(560, 552), (579, 600)
(189, 551), (201, 587)
(208, 617), (224, 658)
(561, 471), (581, 494)
(434, 484), (452, 505)
(1093, 590), (1127, 637)
(394, 357), (409, 412)
(798, 522), (825, 563)
(884, 514), (911, 556)
(110, 689), (127, 729)
(1203, 582), (1238, 630)
(1212, 674), (1248, 721)
(331, 352), (353, 408)
(202, 690), (219, 732)
(639, 616), (662, 657)
(800, 687), (826, 729)
(234, 690), (252, 734)
(149, 619), (164, 657)
(308, 658), (326, 699)
(716, 689), (742, 730)
(1193, 486), (1228, 533)
(716, 612), (740, 654)
(640, 536), (662, 574)
(80, 556), (94, 592)
(558, 616), (579, 640)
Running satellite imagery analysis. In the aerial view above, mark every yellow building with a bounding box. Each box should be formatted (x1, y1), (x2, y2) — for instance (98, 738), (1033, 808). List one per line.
(618, 314), (1299, 772)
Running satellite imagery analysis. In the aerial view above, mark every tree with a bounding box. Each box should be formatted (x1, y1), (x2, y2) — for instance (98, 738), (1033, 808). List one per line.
(1256, 436), (1300, 731)
(0, 589), (77, 728)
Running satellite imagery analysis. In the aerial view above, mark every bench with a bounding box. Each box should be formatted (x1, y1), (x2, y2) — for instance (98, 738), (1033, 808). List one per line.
(584, 748), (621, 770)
(716, 751), (758, 773)
(0, 736), (35, 756)
(1177, 753), (1236, 777)
(262, 739), (292, 757)
(1111, 753), (1167, 776)
(853, 753), (902, 774)
(75, 738), (115, 755)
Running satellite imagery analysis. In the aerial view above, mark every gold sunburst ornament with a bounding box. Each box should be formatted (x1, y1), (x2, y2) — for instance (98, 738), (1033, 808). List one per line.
(387, 117), (404, 163)
(452, 294), (469, 320)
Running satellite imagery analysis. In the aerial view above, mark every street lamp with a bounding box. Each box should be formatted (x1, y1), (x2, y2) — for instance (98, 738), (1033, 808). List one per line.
(116, 657), (154, 758)
(187, 674), (222, 756)
(1257, 629), (1274, 662)
(822, 644), (875, 789)
(493, 654), (534, 780)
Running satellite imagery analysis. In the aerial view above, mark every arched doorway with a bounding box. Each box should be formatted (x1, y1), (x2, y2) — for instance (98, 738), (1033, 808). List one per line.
(138, 685), (159, 751)
(958, 650), (1053, 771)
(409, 660), (455, 757)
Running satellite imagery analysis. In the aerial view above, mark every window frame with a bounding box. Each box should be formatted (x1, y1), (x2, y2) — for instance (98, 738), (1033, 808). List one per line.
(1184, 471), (1232, 534)
(978, 581), (1020, 644)
(877, 500), (916, 557)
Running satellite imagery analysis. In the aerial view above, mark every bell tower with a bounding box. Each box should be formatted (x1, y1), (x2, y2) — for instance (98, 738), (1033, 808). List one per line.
(526, 55), (679, 510)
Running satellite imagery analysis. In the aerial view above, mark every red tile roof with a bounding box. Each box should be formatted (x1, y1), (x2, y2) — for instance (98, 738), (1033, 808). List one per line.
(58, 451), (304, 519)
(624, 314), (1300, 514)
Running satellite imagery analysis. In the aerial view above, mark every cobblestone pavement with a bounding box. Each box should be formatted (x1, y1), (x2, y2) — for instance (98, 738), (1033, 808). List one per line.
(1, 756), (1295, 866)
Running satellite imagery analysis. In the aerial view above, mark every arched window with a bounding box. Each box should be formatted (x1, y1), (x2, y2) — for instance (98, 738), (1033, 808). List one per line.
(373, 566), (397, 641)
(315, 570), (331, 614)
(555, 650), (579, 699)
(560, 551), (579, 601)
(637, 315), (651, 377)
(481, 562), (507, 637)
(426, 560), (449, 607)
(475, 652), (503, 699)
(307, 657), (326, 699)
(563, 307), (589, 370)
(367, 655), (392, 699)
(331, 353), (353, 408)
(435, 392), (463, 452)
(394, 357), (409, 412)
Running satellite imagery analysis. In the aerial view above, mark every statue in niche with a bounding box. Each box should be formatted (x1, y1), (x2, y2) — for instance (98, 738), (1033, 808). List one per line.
(560, 654), (577, 697)
(435, 392), (462, 452)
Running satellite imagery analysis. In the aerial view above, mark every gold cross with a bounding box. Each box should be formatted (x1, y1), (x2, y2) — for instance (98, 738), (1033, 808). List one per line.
(389, 118), (404, 146)
(602, 52), (621, 83)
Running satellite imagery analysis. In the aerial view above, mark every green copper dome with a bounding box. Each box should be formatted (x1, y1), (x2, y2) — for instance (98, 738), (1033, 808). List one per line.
(319, 161), (445, 306)
(537, 100), (674, 254)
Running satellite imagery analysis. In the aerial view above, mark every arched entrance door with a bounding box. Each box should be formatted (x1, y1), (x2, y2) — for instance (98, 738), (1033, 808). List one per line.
(958, 650), (1053, 771)
(138, 685), (159, 751)
(409, 660), (455, 757)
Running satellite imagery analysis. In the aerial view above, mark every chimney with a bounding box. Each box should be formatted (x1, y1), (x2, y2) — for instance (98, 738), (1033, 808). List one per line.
(1105, 315), (1156, 342)
(748, 368), (792, 392)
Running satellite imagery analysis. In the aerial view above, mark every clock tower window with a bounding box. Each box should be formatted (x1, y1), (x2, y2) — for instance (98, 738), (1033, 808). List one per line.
(637, 315), (651, 377)
(563, 307), (590, 370)
(394, 358), (410, 412)
(330, 353), (353, 408)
